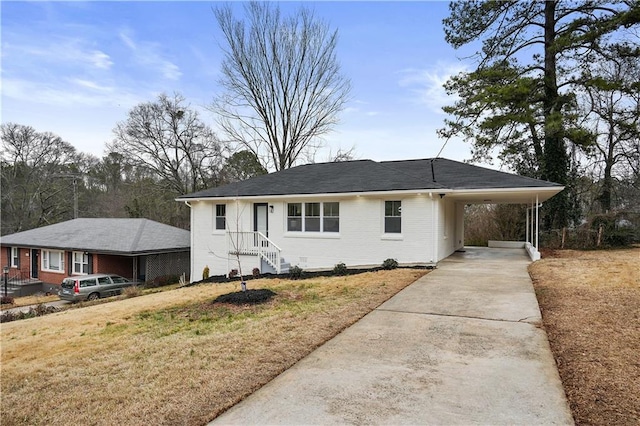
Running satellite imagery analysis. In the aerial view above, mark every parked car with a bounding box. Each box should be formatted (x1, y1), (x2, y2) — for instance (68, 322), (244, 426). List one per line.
(59, 274), (139, 302)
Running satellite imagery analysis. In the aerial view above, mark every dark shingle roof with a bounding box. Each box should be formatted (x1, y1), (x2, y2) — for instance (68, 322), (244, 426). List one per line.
(180, 158), (561, 199)
(0, 218), (190, 255)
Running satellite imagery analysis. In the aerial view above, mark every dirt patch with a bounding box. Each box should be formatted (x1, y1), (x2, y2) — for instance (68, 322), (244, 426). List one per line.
(530, 248), (640, 425)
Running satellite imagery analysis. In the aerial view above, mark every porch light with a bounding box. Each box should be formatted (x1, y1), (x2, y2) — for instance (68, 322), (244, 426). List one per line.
(269, 205), (274, 213)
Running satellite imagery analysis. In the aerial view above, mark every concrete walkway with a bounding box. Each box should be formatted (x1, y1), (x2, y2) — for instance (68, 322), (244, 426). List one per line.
(211, 247), (573, 425)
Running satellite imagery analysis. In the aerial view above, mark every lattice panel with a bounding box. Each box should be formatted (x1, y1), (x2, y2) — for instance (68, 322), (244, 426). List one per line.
(145, 252), (190, 281)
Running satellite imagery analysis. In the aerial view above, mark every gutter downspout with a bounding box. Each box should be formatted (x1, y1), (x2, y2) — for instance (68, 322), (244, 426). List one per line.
(184, 201), (194, 283)
(429, 193), (438, 264)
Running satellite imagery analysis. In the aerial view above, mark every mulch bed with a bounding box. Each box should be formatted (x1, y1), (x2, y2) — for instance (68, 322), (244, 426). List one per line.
(212, 289), (277, 306)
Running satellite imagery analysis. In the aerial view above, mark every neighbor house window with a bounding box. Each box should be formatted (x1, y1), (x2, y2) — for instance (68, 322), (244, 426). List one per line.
(215, 204), (226, 230)
(42, 250), (64, 272)
(385, 201), (402, 233)
(73, 251), (89, 274)
(10, 247), (19, 268)
(287, 203), (302, 231)
(287, 202), (340, 233)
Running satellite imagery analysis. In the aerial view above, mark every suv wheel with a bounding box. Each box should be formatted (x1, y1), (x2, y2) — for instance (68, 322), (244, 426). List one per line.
(87, 292), (99, 301)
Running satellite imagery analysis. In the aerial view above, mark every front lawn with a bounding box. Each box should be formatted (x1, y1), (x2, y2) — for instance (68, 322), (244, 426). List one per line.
(530, 248), (640, 425)
(0, 269), (426, 425)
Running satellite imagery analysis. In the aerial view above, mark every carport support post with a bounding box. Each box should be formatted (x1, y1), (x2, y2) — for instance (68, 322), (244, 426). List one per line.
(526, 207), (529, 245)
(536, 194), (540, 251)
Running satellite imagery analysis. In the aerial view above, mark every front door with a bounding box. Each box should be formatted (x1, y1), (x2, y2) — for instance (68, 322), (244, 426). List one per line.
(31, 249), (39, 279)
(254, 203), (268, 237)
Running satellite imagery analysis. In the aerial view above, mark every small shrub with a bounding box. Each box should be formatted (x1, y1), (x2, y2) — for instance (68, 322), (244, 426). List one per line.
(333, 262), (348, 276)
(289, 265), (304, 280)
(1, 295), (15, 305)
(252, 267), (260, 278)
(228, 269), (238, 278)
(0, 304), (59, 323)
(382, 258), (399, 270)
(202, 265), (210, 280)
(123, 286), (142, 298)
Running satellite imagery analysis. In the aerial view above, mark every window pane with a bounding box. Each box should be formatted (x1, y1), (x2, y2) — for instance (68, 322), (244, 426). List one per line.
(288, 203), (302, 217)
(50, 252), (60, 270)
(11, 247), (19, 267)
(324, 217), (339, 232)
(216, 217), (226, 230)
(305, 203), (320, 217)
(287, 218), (302, 232)
(385, 217), (401, 233)
(306, 217), (320, 232)
(324, 202), (339, 217)
(216, 204), (225, 216)
(385, 200), (401, 217)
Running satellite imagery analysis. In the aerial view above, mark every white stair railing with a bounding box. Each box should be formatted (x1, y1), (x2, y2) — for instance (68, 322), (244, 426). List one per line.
(228, 231), (282, 273)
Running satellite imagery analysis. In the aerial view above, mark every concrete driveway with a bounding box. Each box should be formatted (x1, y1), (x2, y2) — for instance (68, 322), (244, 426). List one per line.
(211, 247), (573, 425)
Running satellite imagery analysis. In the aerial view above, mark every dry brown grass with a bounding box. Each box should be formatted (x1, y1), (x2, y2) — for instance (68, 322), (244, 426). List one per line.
(530, 248), (640, 425)
(1, 269), (426, 425)
(1, 293), (59, 309)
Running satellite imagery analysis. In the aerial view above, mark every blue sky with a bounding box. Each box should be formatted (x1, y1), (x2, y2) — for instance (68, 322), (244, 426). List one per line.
(2, 1), (481, 167)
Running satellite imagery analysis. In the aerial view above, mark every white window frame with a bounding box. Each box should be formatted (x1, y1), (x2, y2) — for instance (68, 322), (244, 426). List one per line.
(287, 202), (340, 233)
(42, 250), (65, 273)
(72, 251), (90, 275)
(10, 247), (19, 268)
(384, 200), (402, 234)
(215, 204), (226, 231)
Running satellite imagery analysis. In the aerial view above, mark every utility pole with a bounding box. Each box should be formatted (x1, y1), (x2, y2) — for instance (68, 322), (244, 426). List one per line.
(53, 173), (81, 219)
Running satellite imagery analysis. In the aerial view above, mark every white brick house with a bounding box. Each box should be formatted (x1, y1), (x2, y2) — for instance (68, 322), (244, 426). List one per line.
(178, 158), (563, 280)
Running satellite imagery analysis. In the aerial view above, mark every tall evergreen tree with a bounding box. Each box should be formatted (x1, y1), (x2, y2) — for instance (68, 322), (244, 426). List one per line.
(440, 1), (639, 229)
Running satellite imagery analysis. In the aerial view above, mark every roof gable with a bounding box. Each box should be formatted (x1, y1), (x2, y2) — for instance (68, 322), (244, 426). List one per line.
(180, 157), (561, 199)
(0, 218), (190, 254)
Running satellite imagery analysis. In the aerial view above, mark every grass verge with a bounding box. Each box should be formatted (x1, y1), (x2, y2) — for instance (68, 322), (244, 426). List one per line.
(530, 248), (639, 425)
(1, 269), (426, 425)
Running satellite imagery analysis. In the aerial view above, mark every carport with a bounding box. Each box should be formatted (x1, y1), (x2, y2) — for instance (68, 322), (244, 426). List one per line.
(446, 186), (563, 261)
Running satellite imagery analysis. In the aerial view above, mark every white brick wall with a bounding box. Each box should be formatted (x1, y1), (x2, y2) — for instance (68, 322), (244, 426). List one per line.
(189, 193), (461, 279)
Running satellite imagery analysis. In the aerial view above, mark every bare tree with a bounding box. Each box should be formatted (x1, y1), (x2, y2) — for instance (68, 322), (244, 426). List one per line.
(212, 1), (351, 171)
(110, 93), (224, 195)
(581, 48), (640, 213)
(1, 123), (78, 233)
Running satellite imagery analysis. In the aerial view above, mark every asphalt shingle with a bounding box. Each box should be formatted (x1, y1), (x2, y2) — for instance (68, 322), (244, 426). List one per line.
(1, 218), (190, 254)
(180, 158), (561, 199)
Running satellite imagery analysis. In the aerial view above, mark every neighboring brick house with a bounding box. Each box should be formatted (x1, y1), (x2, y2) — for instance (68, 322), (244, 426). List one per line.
(1, 218), (190, 295)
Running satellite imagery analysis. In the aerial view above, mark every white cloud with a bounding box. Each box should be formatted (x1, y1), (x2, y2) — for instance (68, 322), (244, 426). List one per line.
(343, 99), (380, 117)
(118, 28), (182, 81)
(4, 38), (113, 71)
(71, 78), (114, 92)
(398, 62), (468, 113)
(2, 77), (138, 109)
(90, 50), (113, 69)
